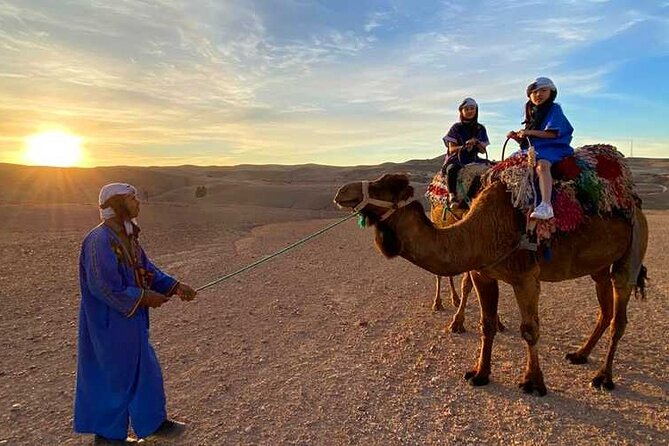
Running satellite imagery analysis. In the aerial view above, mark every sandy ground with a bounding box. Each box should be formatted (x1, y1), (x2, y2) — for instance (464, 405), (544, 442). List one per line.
(0, 193), (667, 445)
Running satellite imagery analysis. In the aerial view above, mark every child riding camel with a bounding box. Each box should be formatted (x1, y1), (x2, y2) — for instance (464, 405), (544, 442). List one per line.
(507, 77), (574, 219)
(441, 97), (490, 202)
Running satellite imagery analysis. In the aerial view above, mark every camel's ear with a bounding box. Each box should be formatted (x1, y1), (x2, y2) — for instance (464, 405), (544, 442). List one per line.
(374, 225), (401, 258)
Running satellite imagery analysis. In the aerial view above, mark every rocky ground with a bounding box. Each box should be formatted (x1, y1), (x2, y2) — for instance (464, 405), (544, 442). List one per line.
(0, 197), (667, 445)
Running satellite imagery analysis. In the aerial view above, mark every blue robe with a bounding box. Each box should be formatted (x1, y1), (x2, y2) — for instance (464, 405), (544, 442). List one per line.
(521, 103), (574, 163)
(442, 122), (490, 165)
(74, 222), (177, 440)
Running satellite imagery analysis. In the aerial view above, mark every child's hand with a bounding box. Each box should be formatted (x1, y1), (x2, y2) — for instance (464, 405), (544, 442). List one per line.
(507, 130), (525, 142)
(465, 138), (478, 150)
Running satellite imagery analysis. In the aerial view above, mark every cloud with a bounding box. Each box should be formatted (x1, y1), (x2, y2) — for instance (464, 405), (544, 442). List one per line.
(0, 0), (667, 166)
(364, 10), (393, 33)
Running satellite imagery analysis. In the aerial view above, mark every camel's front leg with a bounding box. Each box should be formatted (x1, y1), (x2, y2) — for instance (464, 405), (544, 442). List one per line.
(432, 275), (445, 311)
(432, 275), (460, 311)
(448, 273), (471, 333)
(447, 273), (505, 333)
(464, 273), (499, 386)
(512, 276), (546, 396)
(448, 275), (461, 307)
(566, 267), (613, 364)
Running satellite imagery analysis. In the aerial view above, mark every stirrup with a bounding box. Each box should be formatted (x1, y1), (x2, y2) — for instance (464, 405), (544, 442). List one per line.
(519, 234), (537, 251)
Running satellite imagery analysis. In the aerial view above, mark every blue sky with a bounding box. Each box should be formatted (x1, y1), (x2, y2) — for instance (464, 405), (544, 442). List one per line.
(0, 0), (667, 166)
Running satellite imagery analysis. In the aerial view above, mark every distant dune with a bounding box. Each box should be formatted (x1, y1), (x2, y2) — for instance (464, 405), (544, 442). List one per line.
(1, 155), (667, 209)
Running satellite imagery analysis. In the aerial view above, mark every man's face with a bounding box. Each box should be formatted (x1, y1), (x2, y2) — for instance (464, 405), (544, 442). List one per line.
(123, 194), (140, 218)
(530, 87), (552, 105)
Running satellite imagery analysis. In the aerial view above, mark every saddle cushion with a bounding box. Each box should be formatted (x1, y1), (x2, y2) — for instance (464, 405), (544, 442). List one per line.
(483, 144), (637, 242)
(426, 163), (490, 205)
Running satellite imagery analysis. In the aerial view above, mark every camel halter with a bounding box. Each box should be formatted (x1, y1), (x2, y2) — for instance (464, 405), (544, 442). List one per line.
(354, 180), (416, 221)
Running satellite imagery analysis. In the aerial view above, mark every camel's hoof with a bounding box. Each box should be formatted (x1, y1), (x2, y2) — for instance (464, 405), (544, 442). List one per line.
(448, 321), (466, 334)
(497, 321), (507, 332)
(565, 352), (588, 364)
(467, 374), (490, 387)
(518, 380), (548, 396)
(463, 370), (477, 381)
(591, 374), (615, 391)
(432, 302), (445, 312)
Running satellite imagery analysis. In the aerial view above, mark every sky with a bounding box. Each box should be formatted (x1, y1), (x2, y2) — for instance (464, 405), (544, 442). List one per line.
(0, 0), (667, 167)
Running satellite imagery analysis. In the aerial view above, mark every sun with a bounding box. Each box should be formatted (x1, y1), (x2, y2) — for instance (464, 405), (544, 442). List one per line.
(24, 131), (85, 167)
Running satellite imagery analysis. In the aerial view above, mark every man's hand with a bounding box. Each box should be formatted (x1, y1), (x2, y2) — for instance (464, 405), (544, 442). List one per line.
(175, 283), (197, 302)
(141, 290), (169, 308)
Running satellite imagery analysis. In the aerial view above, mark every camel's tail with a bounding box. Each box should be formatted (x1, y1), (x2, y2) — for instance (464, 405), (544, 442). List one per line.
(634, 264), (649, 300)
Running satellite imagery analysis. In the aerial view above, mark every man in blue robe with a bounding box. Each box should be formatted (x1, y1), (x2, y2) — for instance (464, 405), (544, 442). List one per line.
(74, 183), (197, 445)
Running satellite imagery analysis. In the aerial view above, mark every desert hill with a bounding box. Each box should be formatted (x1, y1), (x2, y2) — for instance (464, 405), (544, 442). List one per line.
(0, 158), (438, 209)
(0, 155), (667, 209)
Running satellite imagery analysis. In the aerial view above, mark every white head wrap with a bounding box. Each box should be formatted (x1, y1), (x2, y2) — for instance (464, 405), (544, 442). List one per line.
(526, 77), (557, 96)
(458, 97), (478, 110)
(99, 183), (138, 235)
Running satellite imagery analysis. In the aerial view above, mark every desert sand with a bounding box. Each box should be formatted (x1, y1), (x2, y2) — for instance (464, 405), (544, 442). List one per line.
(0, 157), (667, 445)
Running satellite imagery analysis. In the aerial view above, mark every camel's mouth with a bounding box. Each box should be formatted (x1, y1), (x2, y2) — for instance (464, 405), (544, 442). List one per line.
(333, 197), (360, 210)
(333, 183), (362, 210)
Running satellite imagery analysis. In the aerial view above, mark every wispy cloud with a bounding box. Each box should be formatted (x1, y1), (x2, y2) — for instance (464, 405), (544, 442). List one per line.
(364, 10), (393, 33)
(0, 0), (667, 166)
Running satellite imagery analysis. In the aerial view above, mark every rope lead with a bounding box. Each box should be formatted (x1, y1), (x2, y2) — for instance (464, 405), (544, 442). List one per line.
(195, 212), (359, 292)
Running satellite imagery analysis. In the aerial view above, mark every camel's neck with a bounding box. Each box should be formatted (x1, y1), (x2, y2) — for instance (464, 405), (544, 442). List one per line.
(385, 183), (520, 277)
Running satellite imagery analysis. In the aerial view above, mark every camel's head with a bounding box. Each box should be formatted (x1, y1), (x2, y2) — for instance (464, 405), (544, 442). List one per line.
(334, 173), (415, 258)
(334, 173), (414, 221)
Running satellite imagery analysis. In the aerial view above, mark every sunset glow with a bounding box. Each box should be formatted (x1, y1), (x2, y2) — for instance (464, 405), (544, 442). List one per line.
(24, 131), (85, 167)
(0, 1), (666, 166)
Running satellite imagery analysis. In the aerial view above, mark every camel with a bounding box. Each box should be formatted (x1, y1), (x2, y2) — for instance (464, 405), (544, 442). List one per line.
(430, 202), (505, 334)
(334, 173), (648, 395)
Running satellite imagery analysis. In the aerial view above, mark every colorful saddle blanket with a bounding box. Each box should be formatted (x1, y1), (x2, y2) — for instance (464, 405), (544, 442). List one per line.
(483, 144), (637, 242)
(425, 163), (490, 205)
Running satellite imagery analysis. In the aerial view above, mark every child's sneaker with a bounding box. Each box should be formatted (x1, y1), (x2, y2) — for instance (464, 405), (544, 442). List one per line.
(530, 202), (554, 220)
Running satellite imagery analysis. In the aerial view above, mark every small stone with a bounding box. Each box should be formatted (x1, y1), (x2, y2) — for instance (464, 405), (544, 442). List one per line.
(11, 403), (21, 411)
(358, 320), (369, 327)
(244, 425), (253, 433)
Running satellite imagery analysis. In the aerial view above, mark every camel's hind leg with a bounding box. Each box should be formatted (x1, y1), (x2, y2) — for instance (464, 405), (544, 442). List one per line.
(591, 209), (648, 390)
(566, 267), (613, 364)
(464, 272), (499, 386)
(591, 279), (632, 390)
(512, 274), (547, 396)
